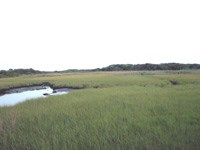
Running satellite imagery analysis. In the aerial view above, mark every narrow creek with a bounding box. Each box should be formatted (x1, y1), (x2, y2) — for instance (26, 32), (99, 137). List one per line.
(0, 86), (71, 106)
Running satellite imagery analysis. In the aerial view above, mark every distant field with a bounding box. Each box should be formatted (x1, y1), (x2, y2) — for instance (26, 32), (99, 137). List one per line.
(0, 71), (200, 149)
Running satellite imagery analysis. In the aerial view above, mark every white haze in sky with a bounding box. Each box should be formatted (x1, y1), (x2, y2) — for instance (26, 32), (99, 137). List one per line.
(0, 0), (200, 71)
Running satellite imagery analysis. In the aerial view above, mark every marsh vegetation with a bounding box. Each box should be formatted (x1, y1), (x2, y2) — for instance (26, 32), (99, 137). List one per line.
(0, 71), (200, 149)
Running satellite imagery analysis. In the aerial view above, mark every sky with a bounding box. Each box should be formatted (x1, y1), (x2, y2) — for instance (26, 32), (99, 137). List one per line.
(0, 0), (200, 71)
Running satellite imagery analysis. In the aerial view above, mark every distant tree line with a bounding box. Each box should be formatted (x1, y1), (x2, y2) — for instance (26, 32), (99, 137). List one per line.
(1, 63), (200, 77)
(0, 68), (42, 78)
(94, 63), (200, 71)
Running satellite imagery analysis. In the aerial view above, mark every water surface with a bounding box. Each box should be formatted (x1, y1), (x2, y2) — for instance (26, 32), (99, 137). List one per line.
(0, 86), (70, 106)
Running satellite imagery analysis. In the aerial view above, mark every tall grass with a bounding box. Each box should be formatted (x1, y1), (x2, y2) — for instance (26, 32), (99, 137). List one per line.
(0, 71), (200, 149)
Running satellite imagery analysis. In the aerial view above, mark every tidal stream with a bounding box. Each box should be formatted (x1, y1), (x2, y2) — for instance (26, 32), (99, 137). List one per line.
(0, 86), (70, 106)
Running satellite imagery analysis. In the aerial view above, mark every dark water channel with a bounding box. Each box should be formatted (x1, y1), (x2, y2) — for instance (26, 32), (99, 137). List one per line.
(0, 86), (70, 106)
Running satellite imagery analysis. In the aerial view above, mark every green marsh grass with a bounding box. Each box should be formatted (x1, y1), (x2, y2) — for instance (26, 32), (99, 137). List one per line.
(0, 71), (200, 149)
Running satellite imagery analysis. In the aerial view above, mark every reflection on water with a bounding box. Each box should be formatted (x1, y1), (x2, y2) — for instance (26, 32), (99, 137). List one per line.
(0, 86), (69, 106)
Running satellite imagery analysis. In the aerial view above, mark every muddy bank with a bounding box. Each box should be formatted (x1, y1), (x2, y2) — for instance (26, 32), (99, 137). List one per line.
(0, 82), (82, 95)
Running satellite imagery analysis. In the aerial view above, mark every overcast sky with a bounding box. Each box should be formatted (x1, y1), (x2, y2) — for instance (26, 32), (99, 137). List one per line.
(0, 0), (200, 71)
